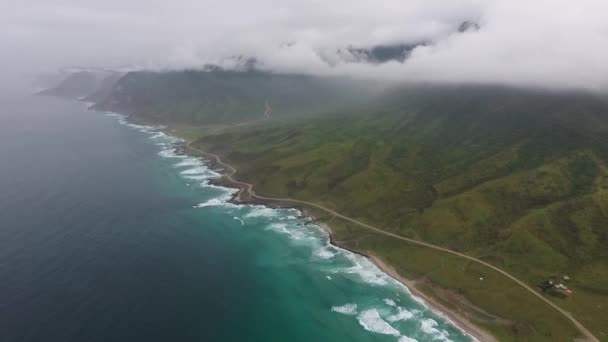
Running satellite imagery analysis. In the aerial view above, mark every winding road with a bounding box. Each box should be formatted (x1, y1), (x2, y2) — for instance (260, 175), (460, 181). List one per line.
(187, 142), (599, 342)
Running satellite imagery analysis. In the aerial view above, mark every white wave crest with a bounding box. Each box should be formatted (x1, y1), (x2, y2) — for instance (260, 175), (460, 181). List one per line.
(316, 246), (336, 259)
(331, 303), (358, 315)
(384, 298), (397, 307)
(357, 309), (400, 336)
(104, 112), (125, 118)
(150, 132), (167, 140)
(194, 189), (238, 208)
(398, 336), (418, 342)
(341, 253), (389, 286)
(266, 223), (308, 240)
(194, 198), (226, 208)
(420, 318), (452, 341)
(180, 166), (210, 175)
(244, 207), (278, 218)
(387, 307), (414, 322)
(175, 159), (203, 168)
(158, 148), (186, 159)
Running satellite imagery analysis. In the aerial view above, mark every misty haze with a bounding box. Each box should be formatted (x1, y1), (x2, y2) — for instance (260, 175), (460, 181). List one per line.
(0, 1), (607, 342)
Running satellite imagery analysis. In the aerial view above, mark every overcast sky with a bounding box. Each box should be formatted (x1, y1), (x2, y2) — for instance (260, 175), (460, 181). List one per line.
(2, 0), (608, 91)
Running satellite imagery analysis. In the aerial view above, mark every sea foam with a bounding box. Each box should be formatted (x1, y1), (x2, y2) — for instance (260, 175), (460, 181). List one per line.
(244, 207), (279, 218)
(194, 188), (238, 208)
(331, 303), (357, 315)
(420, 318), (452, 341)
(387, 307), (414, 322)
(357, 309), (401, 336)
(384, 298), (397, 307)
(341, 253), (389, 286)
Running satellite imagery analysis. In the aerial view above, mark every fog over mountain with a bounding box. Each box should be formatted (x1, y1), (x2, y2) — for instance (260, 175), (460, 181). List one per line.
(2, 0), (608, 91)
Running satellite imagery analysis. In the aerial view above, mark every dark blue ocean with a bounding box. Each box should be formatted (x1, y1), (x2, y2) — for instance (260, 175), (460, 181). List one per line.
(0, 91), (471, 342)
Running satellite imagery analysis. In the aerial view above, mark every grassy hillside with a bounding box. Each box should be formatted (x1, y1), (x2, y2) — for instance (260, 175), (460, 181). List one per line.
(192, 86), (608, 340)
(94, 69), (379, 124)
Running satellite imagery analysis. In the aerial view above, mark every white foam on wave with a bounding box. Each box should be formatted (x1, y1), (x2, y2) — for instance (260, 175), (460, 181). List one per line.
(266, 223), (310, 240)
(331, 303), (357, 315)
(175, 159), (203, 168)
(267, 222), (289, 234)
(194, 198), (226, 208)
(357, 309), (401, 336)
(341, 253), (389, 286)
(244, 207), (279, 218)
(398, 336), (418, 342)
(384, 298), (397, 307)
(199, 180), (231, 190)
(183, 174), (213, 181)
(420, 318), (452, 341)
(104, 112), (124, 118)
(150, 131), (167, 140)
(180, 166), (213, 175)
(194, 188), (239, 208)
(387, 307), (414, 322)
(158, 148), (185, 159)
(113, 115), (166, 135)
(316, 246), (336, 259)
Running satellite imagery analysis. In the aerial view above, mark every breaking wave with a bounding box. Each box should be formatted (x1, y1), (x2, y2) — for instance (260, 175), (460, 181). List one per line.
(194, 188), (239, 208)
(388, 307), (415, 323)
(331, 303), (358, 315)
(357, 309), (401, 336)
(340, 253), (389, 286)
(420, 318), (452, 341)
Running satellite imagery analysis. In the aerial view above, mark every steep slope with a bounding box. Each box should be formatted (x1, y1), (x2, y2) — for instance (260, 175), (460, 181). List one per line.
(82, 72), (124, 104)
(37, 71), (104, 99)
(192, 85), (608, 340)
(93, 69), (379, 124)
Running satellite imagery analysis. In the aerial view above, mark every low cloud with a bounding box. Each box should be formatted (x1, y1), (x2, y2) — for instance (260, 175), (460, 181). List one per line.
(2, 0), (608, 91)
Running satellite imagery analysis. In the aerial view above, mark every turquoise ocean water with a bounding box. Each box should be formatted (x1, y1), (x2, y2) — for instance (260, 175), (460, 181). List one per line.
(0, 92), (472, 342)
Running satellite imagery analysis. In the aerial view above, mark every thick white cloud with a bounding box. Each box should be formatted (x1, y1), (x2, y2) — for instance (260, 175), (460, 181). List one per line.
(2, 0), (608, 91)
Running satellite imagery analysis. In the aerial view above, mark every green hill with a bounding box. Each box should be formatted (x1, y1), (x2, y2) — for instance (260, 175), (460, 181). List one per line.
(93, 69), (379, 124)
(190, 85), (608, 341)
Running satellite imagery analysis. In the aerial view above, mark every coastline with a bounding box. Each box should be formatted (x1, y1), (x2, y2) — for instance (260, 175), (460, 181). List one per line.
(81, 105), (492, 341)
(47, 92), (598, 342)
(170, 133), (495, 342)
(312, 219), (495, 342)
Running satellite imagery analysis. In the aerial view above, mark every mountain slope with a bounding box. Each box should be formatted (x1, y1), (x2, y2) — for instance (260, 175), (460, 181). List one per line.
(191, 85), (608, 340)
(82, 72), (124, 103)
(37, 71), (104, 99)
(94, 69), (379, 124)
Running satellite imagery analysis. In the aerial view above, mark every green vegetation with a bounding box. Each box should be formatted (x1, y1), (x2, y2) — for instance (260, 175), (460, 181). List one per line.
(76, 69), (608, 340)
(93, 69), (379, 124)
(190, 86), (608, 341)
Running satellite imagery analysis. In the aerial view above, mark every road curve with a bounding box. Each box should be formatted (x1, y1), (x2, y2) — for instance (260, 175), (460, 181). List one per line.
(187, 142), (599, 342)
